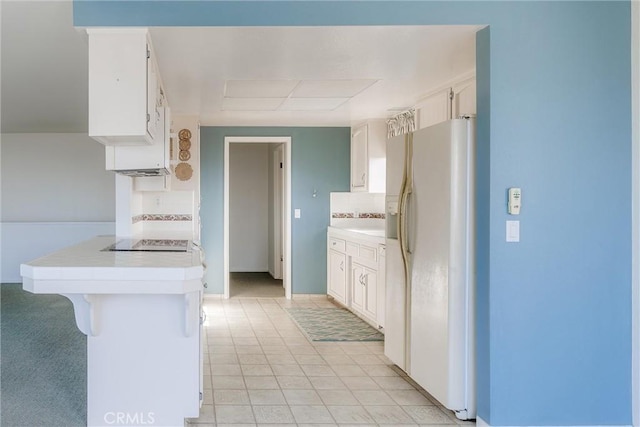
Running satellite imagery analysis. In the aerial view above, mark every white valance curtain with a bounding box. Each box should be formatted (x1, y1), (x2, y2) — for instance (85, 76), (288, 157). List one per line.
(386, 109), (416, 139)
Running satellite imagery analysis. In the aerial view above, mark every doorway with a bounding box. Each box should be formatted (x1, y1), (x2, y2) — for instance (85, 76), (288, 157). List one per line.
(224, 136), (292, 299)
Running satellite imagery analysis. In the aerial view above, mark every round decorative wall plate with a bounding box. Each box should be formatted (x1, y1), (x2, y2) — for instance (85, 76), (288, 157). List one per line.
(175, 162), (193, 181)
(179, 139), (191, 151)
(178, 129), (192, 140)
(179, 150), (191, 161)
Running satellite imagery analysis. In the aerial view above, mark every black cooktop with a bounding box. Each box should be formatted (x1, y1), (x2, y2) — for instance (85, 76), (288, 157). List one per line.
(105, 239), (191, 252)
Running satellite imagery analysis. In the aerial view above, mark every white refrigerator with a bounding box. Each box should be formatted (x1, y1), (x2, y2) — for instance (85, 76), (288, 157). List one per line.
(384, 118), (476, 420)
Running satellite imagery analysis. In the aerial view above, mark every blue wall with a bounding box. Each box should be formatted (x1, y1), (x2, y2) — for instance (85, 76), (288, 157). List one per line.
(200, 127), (350, 295)
(75, 1), (633, 425)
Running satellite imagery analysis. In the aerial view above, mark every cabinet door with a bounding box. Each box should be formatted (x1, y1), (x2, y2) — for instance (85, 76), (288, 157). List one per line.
(377, 245), (386, 329)
(112, 106), (167, 170)
(453, 80), (476, 118)
(88, 29), (161, 146)
(351, 262), (365, 312)
(328, 250), (347, 304)
(350, 125), (368, 191)
(146, 44), (158, 142)
(417, 88), (452, 129)
(363, 267), (378, 321)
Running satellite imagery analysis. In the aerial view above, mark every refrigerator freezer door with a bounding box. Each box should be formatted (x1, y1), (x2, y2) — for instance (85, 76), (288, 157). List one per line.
(408, 119), (473, 414)
(384, 134), (408, 370)
(385, 134), (409, 371)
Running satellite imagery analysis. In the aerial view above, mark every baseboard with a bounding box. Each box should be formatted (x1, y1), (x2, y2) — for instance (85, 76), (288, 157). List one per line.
(291, 293), (328, 300)
(476, 416), (632, 427)
(203, 293), (327, 300)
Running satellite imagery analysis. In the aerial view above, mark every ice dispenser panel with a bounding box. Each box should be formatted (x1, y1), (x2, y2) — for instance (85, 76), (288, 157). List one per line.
(386, 196), (399, 239)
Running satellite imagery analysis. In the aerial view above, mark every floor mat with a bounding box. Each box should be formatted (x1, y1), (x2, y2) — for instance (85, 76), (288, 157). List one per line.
(285, 307), (384, 341)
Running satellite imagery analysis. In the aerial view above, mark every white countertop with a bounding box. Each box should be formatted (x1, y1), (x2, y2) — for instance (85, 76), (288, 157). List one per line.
(21, 235), (204, 294)
(328, 226), (386, 243)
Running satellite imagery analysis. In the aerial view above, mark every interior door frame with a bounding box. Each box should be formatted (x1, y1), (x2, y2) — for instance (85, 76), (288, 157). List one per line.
(273, 144), (284, 280)
(224, 136), (292, 299)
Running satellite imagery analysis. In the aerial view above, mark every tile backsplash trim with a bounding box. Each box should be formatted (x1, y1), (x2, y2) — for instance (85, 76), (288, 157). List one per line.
(132, 214), (193, 224)
(332, 212), (385, 219)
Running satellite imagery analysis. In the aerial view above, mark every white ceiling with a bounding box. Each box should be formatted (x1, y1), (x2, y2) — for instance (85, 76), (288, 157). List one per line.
(1, 1), (480, 133)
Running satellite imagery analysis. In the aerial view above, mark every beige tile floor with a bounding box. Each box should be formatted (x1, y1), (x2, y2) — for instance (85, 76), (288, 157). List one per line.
(186, 295), (476, 427)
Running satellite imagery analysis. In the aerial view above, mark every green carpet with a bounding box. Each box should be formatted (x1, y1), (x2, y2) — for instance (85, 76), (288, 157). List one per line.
(1, 283), (86, 427)
(286, 307), (384, 341)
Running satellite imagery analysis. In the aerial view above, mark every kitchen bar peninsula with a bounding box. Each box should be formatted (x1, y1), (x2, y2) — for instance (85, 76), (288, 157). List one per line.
(20, 236), (205, 427)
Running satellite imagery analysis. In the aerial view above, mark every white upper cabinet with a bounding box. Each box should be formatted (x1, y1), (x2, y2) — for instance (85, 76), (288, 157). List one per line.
(88, 28), (162, 146)
(417, 87), (452, 130)
(453, 78), (477, 118)
(350, 120), (386, 193)
(105, 105), (171, 175)
(416, 76), (477, 129)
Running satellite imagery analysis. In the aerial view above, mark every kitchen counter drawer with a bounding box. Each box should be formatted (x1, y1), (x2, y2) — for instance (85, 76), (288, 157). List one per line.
(329, 237), (346, 253)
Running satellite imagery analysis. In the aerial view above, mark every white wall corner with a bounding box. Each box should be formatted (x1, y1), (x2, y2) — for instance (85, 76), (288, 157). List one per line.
(115, 174), (133, 237)
(476, 416), (490, 427)
(632, 1), (640, 425)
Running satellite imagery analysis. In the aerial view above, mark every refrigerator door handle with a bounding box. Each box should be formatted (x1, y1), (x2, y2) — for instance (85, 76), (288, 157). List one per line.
(405, 191), (413, 255)
(399, 132), (414, 262)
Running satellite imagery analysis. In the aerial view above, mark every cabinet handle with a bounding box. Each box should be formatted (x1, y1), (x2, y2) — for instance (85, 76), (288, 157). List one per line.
(361, 172), (366, 184)
(339, 261), (344, 271)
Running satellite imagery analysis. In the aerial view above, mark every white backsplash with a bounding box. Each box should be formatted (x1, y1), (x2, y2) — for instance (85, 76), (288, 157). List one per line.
(141, 190), (194, 215)
(130, 190), (196, 238)
(330, 192), (385, 227)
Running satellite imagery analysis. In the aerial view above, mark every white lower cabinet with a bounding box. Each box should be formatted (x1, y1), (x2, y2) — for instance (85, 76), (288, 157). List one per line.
(351, 262), (365, 312)
(328, 249), (348, 304)
(363, 267), (378, 321)
(327, 228), (385, 329)
(351, 262), (377, 323)
(377, 244), (386, 329)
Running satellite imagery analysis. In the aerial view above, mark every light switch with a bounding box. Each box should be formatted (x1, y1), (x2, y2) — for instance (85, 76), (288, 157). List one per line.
(506, 220), (520, 242)
(294, 209), (301, 219)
